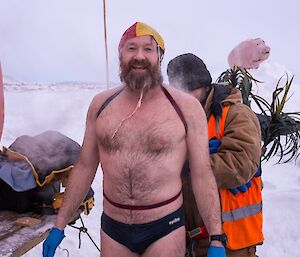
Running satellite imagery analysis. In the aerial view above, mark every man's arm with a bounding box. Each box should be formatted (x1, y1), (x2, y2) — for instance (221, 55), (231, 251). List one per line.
(0, 62), (4, 142)
(211, 103), (261, 188)
(185, 97), (223, 244)
(54, 96), (100, 230)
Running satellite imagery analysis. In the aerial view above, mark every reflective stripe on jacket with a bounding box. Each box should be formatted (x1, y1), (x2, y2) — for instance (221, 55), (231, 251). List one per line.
(208, 105), (264, 250)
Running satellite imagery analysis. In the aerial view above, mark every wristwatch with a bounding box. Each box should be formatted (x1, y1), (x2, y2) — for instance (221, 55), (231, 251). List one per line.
(210, 234), (228, 246)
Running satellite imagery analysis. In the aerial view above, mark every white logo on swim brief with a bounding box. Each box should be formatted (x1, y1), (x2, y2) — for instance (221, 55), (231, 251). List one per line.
(169, 217), (180, 225)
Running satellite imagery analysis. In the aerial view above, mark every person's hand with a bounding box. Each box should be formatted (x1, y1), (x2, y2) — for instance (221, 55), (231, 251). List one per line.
(43, 227), (65, 257)
(209, 139), (221, 154)
(230, 165), (261, 195)
(230, 180), (252, 195)
(254, 165), (261, 177)
(207, 245), (227, 257)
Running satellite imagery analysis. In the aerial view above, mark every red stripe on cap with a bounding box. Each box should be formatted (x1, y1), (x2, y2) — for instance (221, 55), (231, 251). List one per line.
(118, 22), (138, 51)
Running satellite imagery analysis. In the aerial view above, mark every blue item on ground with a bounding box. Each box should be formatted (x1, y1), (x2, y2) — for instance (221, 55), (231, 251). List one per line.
(207, 245), (227, 257)
(42, 227), (65, 257)
(209, 139), (221, 154)
(0, 155), (36, 192)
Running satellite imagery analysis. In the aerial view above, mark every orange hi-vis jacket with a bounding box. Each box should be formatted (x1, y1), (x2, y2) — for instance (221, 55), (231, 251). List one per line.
(208, 105), (264, 250)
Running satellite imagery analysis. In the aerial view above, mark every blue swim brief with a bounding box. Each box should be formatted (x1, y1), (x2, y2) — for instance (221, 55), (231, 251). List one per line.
(101, 206), (185, 254)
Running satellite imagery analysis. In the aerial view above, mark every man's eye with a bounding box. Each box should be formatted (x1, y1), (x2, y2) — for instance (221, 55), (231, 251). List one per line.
(145, 47), (153, 52)
(128, 46), (136, 51)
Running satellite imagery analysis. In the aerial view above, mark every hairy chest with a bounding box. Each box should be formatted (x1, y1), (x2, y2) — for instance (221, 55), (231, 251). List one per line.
(97, 108), (183, 157)
(96, 97), (186, 201)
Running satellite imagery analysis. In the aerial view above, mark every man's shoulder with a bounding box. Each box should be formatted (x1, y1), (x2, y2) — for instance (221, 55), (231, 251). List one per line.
(164, 85), (199, 106)
(228, 101), (255, 115)
(88, 85), (123, 117)
(90, 85), (123, 107)
(163, 85), (205, 121)
(227, 102), (260, 126)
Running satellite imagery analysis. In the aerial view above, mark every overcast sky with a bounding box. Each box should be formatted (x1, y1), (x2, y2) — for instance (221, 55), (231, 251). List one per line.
(0, 0), (299, 84)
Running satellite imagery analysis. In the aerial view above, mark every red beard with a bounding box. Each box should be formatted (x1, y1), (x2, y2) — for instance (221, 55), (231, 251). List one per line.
(120, 58), (163, 92)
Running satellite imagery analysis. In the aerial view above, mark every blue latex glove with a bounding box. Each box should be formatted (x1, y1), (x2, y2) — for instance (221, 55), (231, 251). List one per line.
(209, 139), (221, 154)
(230, 164), (262, 195)
(254, 165), (262, 177)
(207, 245), (227, 257)
(43, 227), (65, 257)
(230, 180), (252, 195)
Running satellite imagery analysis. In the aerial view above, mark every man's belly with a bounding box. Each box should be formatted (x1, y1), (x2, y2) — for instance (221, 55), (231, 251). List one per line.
(99, 150), (185, 224)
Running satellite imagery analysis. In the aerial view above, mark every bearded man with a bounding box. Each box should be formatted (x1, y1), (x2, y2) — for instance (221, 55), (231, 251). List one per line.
(42, 22), (226, 257)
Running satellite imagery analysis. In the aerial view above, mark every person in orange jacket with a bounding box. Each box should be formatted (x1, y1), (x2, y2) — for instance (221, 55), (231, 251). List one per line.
(167, 53), (263, 257)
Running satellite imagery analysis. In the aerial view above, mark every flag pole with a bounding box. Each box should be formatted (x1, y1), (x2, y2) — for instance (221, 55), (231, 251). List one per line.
(103, 0), (109, 89)
(0, 62), (4, 142)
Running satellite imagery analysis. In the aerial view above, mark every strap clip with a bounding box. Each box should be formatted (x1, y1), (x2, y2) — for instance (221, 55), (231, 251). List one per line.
(187, 226), (209, 239)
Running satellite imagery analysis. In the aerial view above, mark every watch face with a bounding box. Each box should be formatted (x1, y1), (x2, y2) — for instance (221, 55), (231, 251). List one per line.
(210, 234), (228, 245)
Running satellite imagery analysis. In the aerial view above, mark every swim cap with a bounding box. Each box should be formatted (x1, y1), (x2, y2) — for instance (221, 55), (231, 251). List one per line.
(119, 22), (165, 52)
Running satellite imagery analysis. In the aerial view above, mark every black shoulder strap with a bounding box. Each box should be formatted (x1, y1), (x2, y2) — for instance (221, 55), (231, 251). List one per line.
(96, 88), (124, 118)
(162, 87), (188, 135)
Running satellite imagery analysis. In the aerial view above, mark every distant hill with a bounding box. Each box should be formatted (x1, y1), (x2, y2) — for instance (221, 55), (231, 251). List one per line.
(2, 75), (116, 92)
(3, 75), (24, 85)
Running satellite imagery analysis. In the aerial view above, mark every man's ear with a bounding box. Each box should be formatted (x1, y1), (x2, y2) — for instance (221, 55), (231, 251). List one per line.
(156, 45), (164, 63)
(159, 53), (164, 63)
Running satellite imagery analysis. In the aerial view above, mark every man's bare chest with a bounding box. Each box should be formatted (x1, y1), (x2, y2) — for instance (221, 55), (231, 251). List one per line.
(96, 104), (184, 156)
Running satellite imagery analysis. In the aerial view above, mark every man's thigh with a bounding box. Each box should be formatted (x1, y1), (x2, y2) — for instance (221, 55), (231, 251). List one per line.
(142, 226), (186, 257)
(101, 229), (140, 257)
(226, 246), (257, 257)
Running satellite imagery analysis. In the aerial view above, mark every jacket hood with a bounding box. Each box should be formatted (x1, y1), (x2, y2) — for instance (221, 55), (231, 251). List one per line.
(204, 85), (243, 118)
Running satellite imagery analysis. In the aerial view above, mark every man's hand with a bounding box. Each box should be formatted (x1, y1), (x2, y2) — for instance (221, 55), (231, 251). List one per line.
(43, 227), (65, 257)
(207, 245), (227, 257)
(209, 139), (221, 154)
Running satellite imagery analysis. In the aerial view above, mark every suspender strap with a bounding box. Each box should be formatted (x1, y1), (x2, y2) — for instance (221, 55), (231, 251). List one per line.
(161, 87), (188, 135)
(97, 88), (124, 117)
(103, 191), (181, 210)
(96, 87), (187, 137)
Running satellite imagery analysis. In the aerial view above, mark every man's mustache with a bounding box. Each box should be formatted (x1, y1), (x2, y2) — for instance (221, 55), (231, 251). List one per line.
(128, 59), (151, 70)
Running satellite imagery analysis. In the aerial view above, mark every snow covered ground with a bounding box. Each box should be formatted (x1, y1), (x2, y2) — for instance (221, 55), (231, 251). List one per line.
(1, 62), (300, 256)
(2, 83), (104, 257)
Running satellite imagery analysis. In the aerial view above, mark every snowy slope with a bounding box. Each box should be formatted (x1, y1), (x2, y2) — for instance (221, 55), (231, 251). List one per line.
(1, 62), (300, 257)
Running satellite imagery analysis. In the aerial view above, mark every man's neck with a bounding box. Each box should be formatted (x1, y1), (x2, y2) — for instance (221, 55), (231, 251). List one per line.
(123, 84), (163, 102)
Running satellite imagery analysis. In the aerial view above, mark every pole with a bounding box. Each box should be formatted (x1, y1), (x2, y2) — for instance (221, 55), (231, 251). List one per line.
(103, 0), (109, 89)
(0, 62), (4, 142)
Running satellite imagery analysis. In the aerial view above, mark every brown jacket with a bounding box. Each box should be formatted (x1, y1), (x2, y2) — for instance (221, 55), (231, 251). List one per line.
(182, 86), (261, 255)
